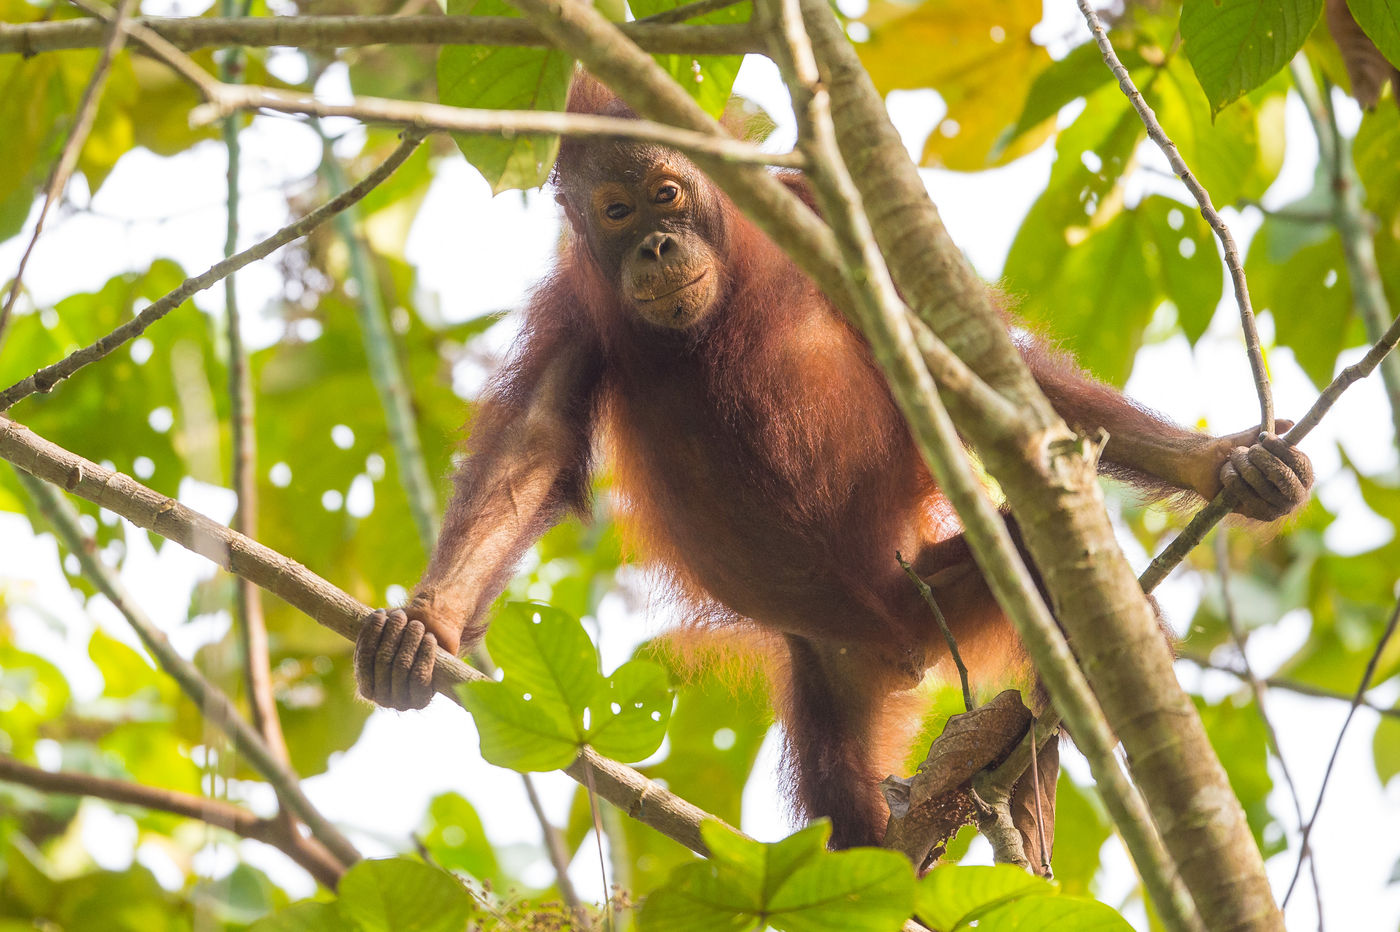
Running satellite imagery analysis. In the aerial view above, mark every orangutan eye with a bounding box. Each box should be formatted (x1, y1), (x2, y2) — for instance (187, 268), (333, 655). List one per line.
(604, 203), (632, 221)
(655, 183), (680, 204)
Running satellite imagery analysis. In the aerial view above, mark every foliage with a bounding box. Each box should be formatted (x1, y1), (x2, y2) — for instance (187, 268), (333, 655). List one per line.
(2, 0), (1400, 929)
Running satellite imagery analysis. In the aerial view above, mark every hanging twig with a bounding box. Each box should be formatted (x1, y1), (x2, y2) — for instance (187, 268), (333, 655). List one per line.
(14, 468), (361, 871)
(1283, 594), (1400, 908)
(0, 0), (139, 347)
(897, 552), (973, 711)
(0, 755), (344, 888)
(0, 131), (425, 412)
(1215, 533), (1321, 926)
(1076, 0), (1273, 434)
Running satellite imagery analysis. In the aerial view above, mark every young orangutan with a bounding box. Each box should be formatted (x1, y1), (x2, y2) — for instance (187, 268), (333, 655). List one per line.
(354, 79), (1313, 849)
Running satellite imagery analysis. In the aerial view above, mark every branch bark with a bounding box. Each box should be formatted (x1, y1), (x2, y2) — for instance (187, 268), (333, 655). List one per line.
(0, 755), (345, 888)
(0, 14), (760, 57)
(0, 416), (729, 859)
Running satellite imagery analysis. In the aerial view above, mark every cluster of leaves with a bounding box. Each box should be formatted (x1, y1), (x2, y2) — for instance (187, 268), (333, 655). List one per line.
(2, 0), (1400, 928)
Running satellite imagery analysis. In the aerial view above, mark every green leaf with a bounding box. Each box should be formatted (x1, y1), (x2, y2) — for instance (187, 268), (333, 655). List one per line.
(1355, 104), (1400, 224)
(1246, 222), (1353, 388)
(336, 858), (473, 932)
(977, 895), (1134, 931)
(1181, 0), (1323, 113)
(419, 792), (505, 886)
(628, 0), (750, 117)
(437, 0), (573, 193)
(1373, 710), (1400, 785)
(459, 676), (582, 771)
(458, 602), (673, 770)
(916, 864), (1052, 930)
(1049, 773), (1111, 896)
(1347, 0), (1400, 70)
(1196, 697), (1281, 855)
(249, 902), (347, 932)
(641, 822), (915, 932)
(584, 657), (673, 761)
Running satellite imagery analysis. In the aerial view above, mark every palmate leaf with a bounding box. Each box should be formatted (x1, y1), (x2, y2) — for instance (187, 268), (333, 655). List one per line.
(457, 602), (673, 771)
(1181, 0), (1323, 114)
(639, 822), (917, 932)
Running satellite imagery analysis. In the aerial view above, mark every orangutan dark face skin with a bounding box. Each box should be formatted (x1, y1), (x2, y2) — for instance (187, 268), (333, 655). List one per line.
(560, 148), (727, 329)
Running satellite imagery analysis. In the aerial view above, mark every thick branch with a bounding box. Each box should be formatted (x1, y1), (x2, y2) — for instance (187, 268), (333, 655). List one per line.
(0, 131), (425, 413)
(793, 4), (1276, 928)
(0, 755), (344, 888)
(0, 416), (727, 858)
(0, 14), (760, 57)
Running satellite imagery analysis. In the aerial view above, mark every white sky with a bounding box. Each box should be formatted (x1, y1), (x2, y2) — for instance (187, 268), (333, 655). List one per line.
(2, 2), (1399, 929)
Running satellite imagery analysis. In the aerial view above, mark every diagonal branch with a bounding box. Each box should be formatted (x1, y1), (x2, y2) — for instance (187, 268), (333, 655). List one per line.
(0, 754), (344, 888)
(1139, 309), (1400, 592)
(14, 468), (360, 870)
(0, 415), (731, 859)
(0, 14), (760, 57)
(0, 0), (139, 347)
(0, 130), (426, 413)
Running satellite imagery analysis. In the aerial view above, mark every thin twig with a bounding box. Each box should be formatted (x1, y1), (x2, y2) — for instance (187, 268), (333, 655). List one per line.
(14, 468), (362, 870)
(1215, 533), (1321, 926)
(1179, 650), (1400, 717)
(0, 417), (734, 858)
(0, 131), (426, 412)
(0, 0), (139, 347)
(193, 84), (804, 168)
(1283, 594), (1400, 908)
(0, 14), (762, 57)
(0, 755), (344, 887)
(897, 552), (973, 711)
(1139, 247), (1400, 593)
(70, 0), (218, 95)
(1076, 0), (1273, 434)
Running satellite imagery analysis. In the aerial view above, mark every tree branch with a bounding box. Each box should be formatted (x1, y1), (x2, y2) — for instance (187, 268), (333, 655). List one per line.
(1139, 308), (1400, 592)
(14, 468), (361, 870)
(0, 755), (344, 888)
(193, 84), (803, 168)
(0, 130), (426, 413)
(0, 14), (761, 57)
(0, 0), (139, 347)
(0, 416), (731, 858)
(1077, 0), (1274, 433)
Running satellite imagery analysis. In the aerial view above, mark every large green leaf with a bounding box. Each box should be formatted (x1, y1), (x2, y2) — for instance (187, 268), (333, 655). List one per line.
(1181, 0), (1323, 113)
(335, 857), (474, 932)
(436, 0), (573, 193)
(1354, 103), (1400, 224)
(1196, 696), (1281, 855)
(1347, 0), (1400, 69)
(458, 602), (673, 771)
(918, 864), (1131, 931)
(639, 822), (916, 932)
(628, 0), (750, 118)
